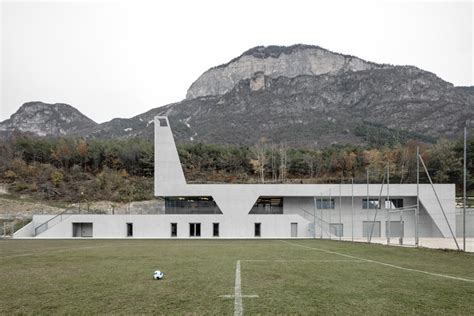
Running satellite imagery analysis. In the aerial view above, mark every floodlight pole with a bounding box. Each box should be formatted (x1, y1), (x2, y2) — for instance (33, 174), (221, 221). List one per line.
(351, 178), (354, 242)
(416, 146), (420, 247)
(463, 125), (467, 252)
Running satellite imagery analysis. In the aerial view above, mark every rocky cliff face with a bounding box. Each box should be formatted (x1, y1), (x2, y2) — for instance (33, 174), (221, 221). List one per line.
(0, 102), (97, 137)
(2, 45), (473, 147)
(186, 44), (387, 99)
(78, 65), (473, 147)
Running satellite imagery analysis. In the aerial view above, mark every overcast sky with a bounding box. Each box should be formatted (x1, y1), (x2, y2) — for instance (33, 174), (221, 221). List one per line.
(1, 0), (472, 123)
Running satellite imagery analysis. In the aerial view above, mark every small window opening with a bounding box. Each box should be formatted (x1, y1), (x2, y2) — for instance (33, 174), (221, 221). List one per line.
(171, 223), (177, 237)
(213, 223), (219, 237)
(159, 118), (168, 127)
(126, 223), (133, 237)
(254, 223), (261, 237)
(190, 223), (201, 237)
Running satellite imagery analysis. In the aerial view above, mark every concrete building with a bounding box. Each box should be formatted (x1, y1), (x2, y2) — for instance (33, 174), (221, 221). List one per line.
(14, 116), (456, 239)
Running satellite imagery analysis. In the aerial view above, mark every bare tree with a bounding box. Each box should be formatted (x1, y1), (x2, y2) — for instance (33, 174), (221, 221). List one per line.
(252, 138), (267, 183)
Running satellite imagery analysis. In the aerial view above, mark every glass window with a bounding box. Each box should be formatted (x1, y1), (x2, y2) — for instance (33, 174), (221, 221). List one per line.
(362, 199), (380, 209)
(316, 199), (335, 209)
(385, 199), (404, 208)
(249, 197), (283, 214)
(165, 197), (222, 214)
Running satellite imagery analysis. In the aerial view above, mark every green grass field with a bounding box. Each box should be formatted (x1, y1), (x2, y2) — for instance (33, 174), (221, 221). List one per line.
(1, 239), (474, 315)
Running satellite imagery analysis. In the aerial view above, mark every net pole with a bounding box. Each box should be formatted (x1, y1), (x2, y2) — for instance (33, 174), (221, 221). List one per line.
(399, 205), (403, 245)
(320, 192), (323, 239)
(416, 146), (420, 247)
(463, 125), (467, 252)
(369, 172), (385, 242)
(329, 189), (332, 240)
(339, 179), (342, 240)
(387, 164), (391, 245)
(313, 196), (317, 239)
(367, 169), (370, 243)
(351, 178), (354, 242)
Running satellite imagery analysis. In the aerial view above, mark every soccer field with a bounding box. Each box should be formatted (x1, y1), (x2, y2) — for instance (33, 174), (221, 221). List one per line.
(1, 239), (474, 315)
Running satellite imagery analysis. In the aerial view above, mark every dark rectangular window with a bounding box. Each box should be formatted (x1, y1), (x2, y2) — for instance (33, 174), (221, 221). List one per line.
(171, 223), (177, 237)
(126, 223), (133, 237)
(159, 118), (168, 127)
(316, 199), (335, 209)
(362, 199), (380, 209)
(213, 223), (219, 237)
(250, 197), (283, 214)
(254, 223), (261, 237)
(385, 199), (404, 208)
(190, 223), (201, 237)
(164, 196), (222, 214)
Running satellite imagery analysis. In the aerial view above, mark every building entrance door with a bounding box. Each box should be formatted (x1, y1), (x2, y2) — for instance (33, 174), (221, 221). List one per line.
(291, 223), (298, 237)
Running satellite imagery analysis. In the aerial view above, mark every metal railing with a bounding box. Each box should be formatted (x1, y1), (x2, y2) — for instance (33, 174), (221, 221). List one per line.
(34, 207), (75, 236)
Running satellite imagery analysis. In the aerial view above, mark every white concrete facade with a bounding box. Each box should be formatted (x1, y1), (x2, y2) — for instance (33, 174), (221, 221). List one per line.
(14, 116), (456, 239)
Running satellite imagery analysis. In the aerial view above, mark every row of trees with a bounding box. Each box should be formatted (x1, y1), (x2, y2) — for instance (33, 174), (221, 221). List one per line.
(0, 133), (472, 203)
(1, 136), (154, 177)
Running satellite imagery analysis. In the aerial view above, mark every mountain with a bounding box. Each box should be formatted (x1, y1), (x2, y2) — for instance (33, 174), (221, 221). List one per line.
(2, 45), (473, 146)
(82, 66), (473, 147)
(0, 102), (97, 137)
(186, 44), (388, 99)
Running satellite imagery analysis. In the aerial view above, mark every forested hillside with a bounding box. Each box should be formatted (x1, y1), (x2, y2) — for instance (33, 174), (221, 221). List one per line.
(0, 133), (472, 203)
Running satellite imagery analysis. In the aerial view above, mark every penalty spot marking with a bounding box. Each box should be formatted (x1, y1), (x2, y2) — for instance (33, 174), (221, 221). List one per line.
(220, 260), (258, 316)
(282, 240), (474, 283)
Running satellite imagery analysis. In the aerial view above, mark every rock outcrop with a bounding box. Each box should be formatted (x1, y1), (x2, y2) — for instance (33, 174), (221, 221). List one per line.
(186, 44), (386, 99)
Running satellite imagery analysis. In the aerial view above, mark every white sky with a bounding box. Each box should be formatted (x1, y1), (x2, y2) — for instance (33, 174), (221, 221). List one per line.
(0, 0), (473, 123)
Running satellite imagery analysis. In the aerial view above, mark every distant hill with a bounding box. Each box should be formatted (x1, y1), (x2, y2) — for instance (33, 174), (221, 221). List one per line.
(1, 45), (473, 147)
(0, 102), (97, 137)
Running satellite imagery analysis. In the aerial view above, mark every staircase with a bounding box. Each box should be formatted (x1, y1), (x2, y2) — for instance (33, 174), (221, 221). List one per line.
(33, 207), (76, 236)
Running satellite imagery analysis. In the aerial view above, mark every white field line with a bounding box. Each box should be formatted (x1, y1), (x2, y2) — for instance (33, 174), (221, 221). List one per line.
(234, 260), (243, 316)
(241, 259), (362, 263)
(0, 245), (110, 259)
(282, 240), (474, 283)
(220, 295), (259, 298)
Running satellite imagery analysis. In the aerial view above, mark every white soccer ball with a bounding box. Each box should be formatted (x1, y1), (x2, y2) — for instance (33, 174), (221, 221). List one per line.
(153, 270), (164, 280)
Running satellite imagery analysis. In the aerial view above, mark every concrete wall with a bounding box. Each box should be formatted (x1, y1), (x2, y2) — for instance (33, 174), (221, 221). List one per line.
(284, 196), (444, 238)
(28, 213), (310, 238)
(456, 208), (474, 237)
(21, 194), (459, 239)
